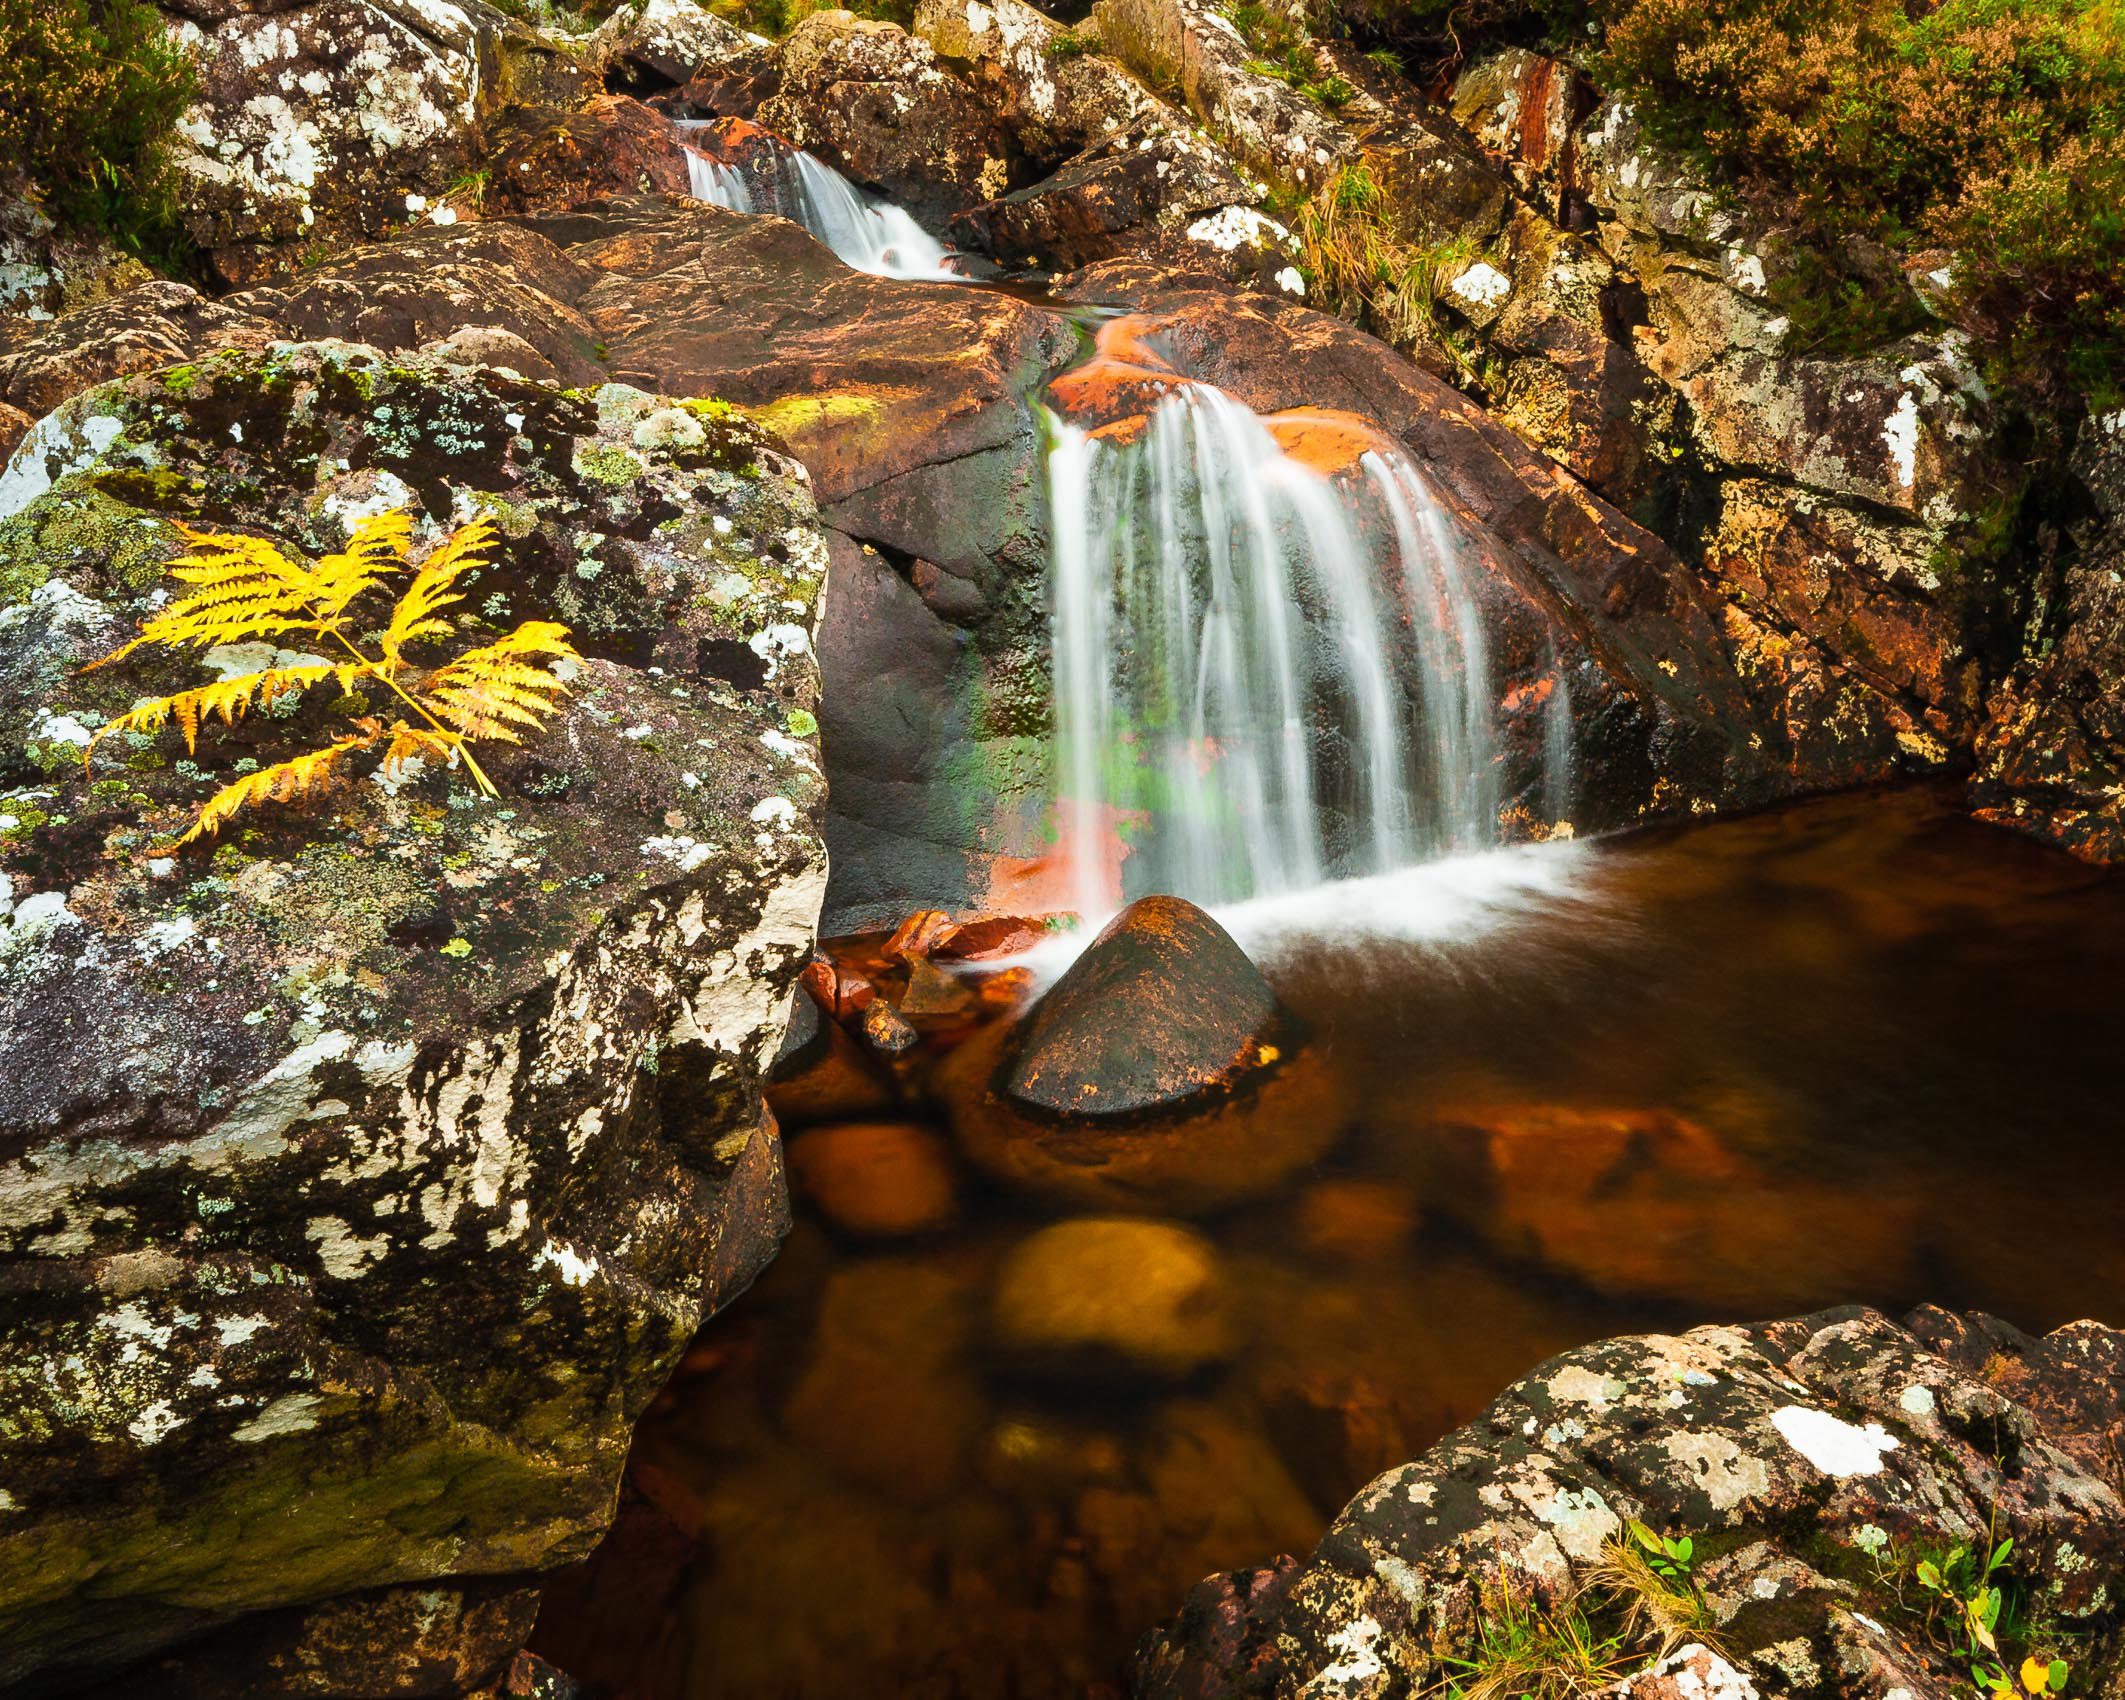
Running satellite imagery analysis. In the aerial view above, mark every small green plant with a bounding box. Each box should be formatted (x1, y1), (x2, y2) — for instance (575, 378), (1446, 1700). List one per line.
(1583, 1522), (1721, 1663)
(1628, 1521), (1694, 1583)
(1226, 0), (1355, 109)
(1045, 24), (1098, 58)
(1902, 1534), (2074, 1700)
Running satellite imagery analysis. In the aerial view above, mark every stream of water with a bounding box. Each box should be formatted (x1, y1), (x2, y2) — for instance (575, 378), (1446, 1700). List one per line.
(677, 121), (965, 280)
(1048, 390), (1515, 916)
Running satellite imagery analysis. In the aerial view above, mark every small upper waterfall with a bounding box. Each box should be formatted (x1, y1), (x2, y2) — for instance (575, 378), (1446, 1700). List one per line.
(677, 120), (962, 282)
(1047, 383), (1521, 918)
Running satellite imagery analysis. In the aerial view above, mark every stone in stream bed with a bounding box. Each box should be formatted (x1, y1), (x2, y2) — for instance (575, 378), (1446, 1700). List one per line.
(937, 896), (1344, 1212)
(788, 1119), (959, 1238)
(990, 1217), (1237, 1381)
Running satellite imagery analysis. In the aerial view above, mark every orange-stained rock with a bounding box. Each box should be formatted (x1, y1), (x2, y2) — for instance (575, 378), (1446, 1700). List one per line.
(1262, 407), (1401, 480)
(990, 1218), (1236, 1380)
(861, 997), (920, 1058)
(934, 916), (1049, 960)
(788, 1120), (959, 1238)
(1418, 1100), (1921, 1312)
(1045, 312), (1191, 424)
(898, 957), (978, 1022)
(767, 1015), (898, 1127)
(474, 97), (694, 220)
(0, 400), (31, 465)
(884, 908), (962, 961)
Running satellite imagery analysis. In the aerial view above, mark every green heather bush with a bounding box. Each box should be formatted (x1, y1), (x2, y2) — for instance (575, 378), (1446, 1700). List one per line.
(0, 0), (197, 262)
(1588, 0), (2125, 402)
(708, 0), (917, 34)
(1349, 0), (2123, 404)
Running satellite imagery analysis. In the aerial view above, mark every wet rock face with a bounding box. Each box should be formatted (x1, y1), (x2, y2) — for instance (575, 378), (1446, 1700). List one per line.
(1001, 896), (1279, 1118)
(1972, 417), (2125, 859)
(1136, 1306), (2125, 1700)
(949, 132), (1255, 271)
(755, 10), (1012, 225)
(0, 343), (830, 1692)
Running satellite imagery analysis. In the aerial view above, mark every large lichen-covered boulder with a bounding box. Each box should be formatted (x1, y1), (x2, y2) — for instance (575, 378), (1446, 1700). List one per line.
(159, 0), (583, 280)
(1136, 1306), (2125, 1700)
(1090, 0), (1351, 194)
(912, 0), (1168, 169)
(0, 342), (829, 1693)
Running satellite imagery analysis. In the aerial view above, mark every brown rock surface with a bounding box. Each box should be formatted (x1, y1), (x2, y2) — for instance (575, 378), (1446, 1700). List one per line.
(1002, 896), (1281, 1118)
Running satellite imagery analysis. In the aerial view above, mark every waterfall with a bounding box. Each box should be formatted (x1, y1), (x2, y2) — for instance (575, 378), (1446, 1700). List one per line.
(677, 122), (962, 282)
(1047, 385), (1510, 916)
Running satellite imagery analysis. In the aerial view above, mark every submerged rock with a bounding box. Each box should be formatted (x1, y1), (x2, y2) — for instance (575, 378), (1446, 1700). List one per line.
(0, 344), (829, 1693)
(788, 1119), (959, 1237)
(990, 1217), (1236, 1380)
(1136, 1305), (2125, 1699)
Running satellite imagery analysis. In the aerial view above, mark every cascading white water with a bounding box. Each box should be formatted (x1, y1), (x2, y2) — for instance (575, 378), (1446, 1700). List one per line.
(1048, 385), (1520, 916)
(677, 122), (961, 281)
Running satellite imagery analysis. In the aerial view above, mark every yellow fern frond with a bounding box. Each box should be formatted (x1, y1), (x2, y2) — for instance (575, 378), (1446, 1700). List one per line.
(88, 526), (339, 669)
(174, 729), (382, 846)
(310, 509), (414, 622)
(379, 721), (464, 773)
(382, 519), (496, 665)
(420, 620), (580, 744)
(85, 663), (340, 771)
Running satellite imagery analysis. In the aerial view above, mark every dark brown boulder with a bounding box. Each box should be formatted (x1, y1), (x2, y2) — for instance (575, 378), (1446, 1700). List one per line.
(948, 133), (1252, 271)
(1002, 896), (1279, 1118)
(477, 97), (698, 219)
(935, 899), (1344, 1213)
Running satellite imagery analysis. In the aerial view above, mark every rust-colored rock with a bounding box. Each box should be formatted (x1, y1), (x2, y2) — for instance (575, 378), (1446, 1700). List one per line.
(476, 97), (696, 219)
(788, 1120), (959, 1238)
(1001, 897), (1280, 1118)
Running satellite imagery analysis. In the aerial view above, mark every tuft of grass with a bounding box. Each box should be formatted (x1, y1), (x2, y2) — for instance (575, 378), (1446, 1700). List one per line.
(1296, 163), (1488, 366)
(1584, 1527), (1723, 1666)
(1226, 0), (1356, 109)
(1436, 1578), (1637, 1700)
(1045, 24), (1099, 58)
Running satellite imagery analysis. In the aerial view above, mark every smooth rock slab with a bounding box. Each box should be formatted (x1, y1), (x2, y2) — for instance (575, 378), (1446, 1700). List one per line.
(0, 343), (830, 1692)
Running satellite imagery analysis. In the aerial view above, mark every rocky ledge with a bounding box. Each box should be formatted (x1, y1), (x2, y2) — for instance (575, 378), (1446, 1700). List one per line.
(0, 342), (828, 1695)
(1136, 1305), (2125, 1700)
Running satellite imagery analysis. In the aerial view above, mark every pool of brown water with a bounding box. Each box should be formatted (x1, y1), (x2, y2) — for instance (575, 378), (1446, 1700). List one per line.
(533, 788), (2125, 1699)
